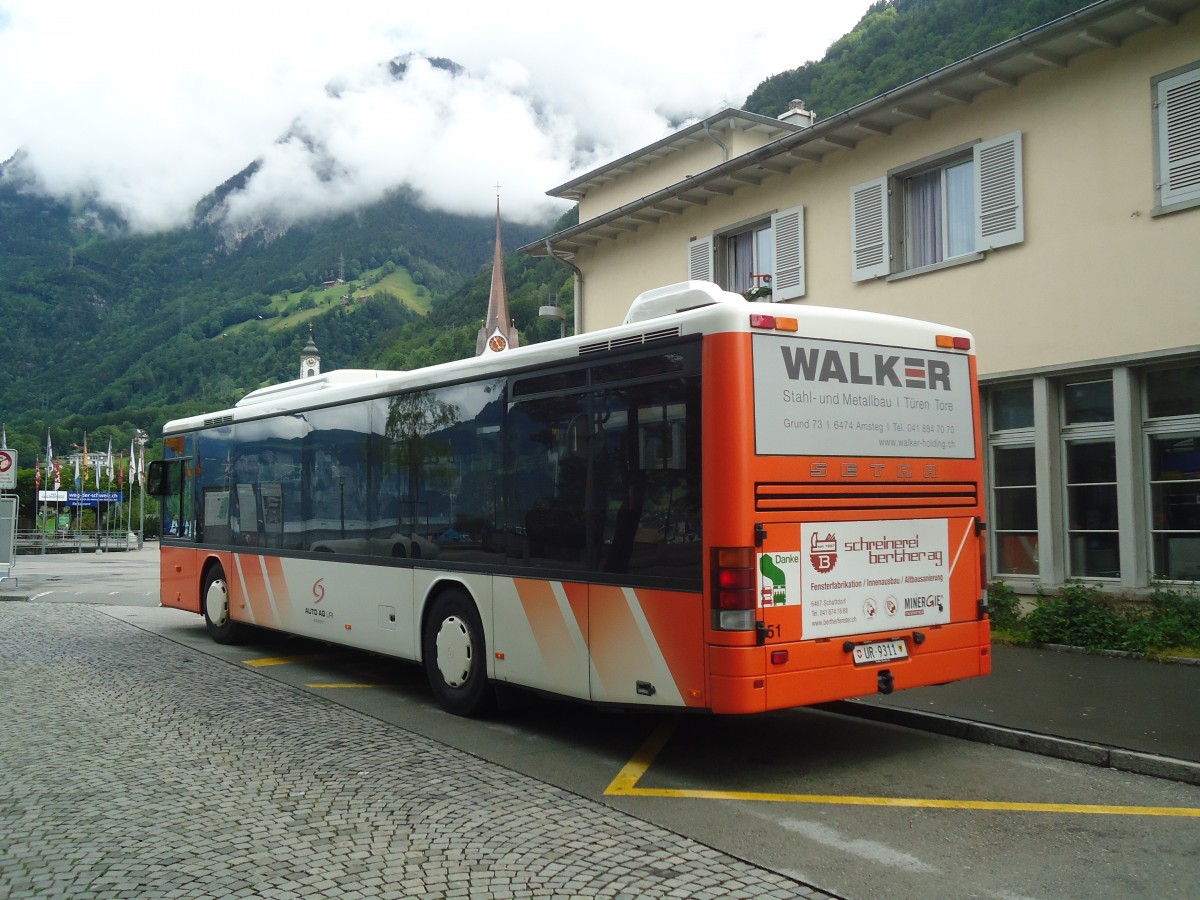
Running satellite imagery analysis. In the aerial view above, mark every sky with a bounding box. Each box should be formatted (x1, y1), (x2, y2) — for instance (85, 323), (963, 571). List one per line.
(0, 1), (877, 233)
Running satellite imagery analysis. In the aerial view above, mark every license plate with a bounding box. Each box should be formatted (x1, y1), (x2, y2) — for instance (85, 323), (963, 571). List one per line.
(852, 639), (908, 665)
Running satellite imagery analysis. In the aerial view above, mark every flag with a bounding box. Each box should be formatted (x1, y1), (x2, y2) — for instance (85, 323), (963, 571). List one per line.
(74, 456), (81, 492)
(106, 438), (114, 482)
(118, 453), (125, 490)
(35, 455), (42, 490)
(54, 458), (61, 491)
(129, 437), (136, 485)
(137, 446), (145, 485)
(46, 432), (54, 484)
(82, 434), (89, 482)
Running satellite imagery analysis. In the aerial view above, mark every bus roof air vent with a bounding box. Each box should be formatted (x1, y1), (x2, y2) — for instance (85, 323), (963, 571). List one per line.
(577, 325), (682, 356)
(623, 280), (744, 325)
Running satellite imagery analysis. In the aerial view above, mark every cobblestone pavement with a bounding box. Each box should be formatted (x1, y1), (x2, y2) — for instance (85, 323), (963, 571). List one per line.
(0, 603), (836, 899)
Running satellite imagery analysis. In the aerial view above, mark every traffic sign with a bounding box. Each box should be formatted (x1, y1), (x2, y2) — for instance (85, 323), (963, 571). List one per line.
(0, 449), (16, 489)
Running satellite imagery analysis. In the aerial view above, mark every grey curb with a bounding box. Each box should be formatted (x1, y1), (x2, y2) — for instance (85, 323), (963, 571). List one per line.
(823, 700), (1200, 786)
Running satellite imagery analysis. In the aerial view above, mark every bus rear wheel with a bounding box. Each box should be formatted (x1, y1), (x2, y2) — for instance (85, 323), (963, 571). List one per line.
(423, 589), (492, 717)
(202, 564), (247, 645)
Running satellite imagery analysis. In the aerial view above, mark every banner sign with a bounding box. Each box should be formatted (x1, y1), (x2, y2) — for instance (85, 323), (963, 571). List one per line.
(768, 517), (954, 640)
(752, 334), (974, 459)
(65, 491), (124, 507)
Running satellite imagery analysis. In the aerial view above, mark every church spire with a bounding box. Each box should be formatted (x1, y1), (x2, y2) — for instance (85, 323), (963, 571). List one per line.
(476, 192), (520, 355)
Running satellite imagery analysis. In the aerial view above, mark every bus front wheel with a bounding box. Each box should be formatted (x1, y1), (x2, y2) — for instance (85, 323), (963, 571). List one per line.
(422, 589), (492, 717)
(202, 564), (247, 645)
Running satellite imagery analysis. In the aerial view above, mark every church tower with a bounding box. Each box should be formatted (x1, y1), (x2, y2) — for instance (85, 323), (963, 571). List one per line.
(476, 196), (520, 356)
(300, 326), (321, 378)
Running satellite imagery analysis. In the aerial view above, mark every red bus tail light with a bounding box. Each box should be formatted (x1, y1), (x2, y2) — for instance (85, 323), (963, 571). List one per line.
(712, 547), (756, 631)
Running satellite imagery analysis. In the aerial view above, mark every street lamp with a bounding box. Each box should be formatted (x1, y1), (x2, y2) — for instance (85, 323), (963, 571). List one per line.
(539, 286), (567, 339)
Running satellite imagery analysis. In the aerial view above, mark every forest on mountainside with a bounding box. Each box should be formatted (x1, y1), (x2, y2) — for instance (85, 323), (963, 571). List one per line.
(0, 0), (1092, 482)
(743, 0), (1093, 118)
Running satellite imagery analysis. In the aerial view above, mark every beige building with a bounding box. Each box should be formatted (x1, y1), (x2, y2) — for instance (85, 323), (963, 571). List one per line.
(524, 0), (1200, 593)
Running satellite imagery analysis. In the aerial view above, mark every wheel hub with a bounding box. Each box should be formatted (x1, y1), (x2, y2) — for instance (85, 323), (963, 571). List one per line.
(206, 579), (229, 627)
(434, 615), (474, 688)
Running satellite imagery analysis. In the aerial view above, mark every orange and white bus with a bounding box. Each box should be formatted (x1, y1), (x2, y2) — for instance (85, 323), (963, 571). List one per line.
(149, 281), (990, 716)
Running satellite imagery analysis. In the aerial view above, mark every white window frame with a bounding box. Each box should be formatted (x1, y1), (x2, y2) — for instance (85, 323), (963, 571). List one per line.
(850, 131), (1023, 282)
(687, 204), (805, 301)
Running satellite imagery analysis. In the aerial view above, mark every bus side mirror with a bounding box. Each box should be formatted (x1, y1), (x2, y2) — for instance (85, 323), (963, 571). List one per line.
(145, 460), (167, 495)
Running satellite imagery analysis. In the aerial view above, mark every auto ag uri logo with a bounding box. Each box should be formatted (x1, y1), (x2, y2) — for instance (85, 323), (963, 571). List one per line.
(305, 578), (332, 622)
(810, 531), (838, 574)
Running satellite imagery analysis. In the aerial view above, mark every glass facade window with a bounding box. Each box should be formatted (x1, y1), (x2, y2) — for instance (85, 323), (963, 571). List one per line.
(1146, 365), (1200, 419)
(1149, 433), (1200, 581)
(992, 445), (1038, 575)
(1063, 379), (1113, 425)
(1066, 440), (1119, 578)
(991, 385), (1033, 431)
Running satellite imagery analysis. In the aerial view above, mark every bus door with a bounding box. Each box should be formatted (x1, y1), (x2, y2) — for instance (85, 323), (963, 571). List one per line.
(148, 449), (202, 612)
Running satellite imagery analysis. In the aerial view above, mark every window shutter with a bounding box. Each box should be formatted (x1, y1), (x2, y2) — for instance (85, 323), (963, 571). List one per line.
(771, 206), (805, 301)
(974, 131), (1024, 250)
(850, 177), (890, 281)
(1157, 68), (1200, 208)
(687, 235), (713, 282)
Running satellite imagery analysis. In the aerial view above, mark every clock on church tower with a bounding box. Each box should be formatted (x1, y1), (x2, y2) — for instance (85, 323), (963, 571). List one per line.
(300, 327), (321, 379)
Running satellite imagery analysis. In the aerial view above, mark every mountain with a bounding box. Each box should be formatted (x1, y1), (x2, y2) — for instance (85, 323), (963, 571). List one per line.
(743, 0), (1093, 119)
(0, 0), (1093, 476)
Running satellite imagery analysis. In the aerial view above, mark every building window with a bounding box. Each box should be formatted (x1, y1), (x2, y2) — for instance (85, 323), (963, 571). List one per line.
(990, 384), (1034, 431)
(1065, 440), (1119, 578)
(993, 445), (1039, 576)
(1146, 364), (1200, 418)
(1148, 434), (1200, 581)
(1064, 379), (1115, 424)
(1152, 62), (1200, 214)
(722, 219), (774, 296)
(850, 131), (1024, 281)
(688, 205), (805, 301)
(1061, 378), (1118, 579)
(902, 157), (975, 269)
(989, 384), (1037, 576)
(1145, 363), (1200, 580)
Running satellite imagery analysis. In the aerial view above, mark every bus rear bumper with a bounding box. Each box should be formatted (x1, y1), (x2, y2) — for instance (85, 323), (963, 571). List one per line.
(708, 621), (991, 714)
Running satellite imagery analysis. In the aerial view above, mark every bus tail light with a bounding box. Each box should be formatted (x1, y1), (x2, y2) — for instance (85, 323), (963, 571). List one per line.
(749, 314), (799, 332)
(936, 334), (972, 350)
(712, 547), (756, 631)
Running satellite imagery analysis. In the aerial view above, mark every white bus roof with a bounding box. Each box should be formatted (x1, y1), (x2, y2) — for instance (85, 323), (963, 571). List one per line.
(163, 281), (972, 434)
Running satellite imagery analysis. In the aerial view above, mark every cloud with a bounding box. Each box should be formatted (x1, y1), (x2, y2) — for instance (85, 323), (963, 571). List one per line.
(0, 0), (873, 233)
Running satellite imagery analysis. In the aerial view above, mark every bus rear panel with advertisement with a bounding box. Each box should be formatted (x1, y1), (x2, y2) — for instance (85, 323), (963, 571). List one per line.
(150, 281), (989, 716)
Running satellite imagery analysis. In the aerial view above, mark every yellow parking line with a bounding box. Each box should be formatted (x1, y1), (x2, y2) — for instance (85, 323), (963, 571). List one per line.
(306, 683), (383, 689)
(244, 655), (329, 668)
(605, 721), (1200, 818)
